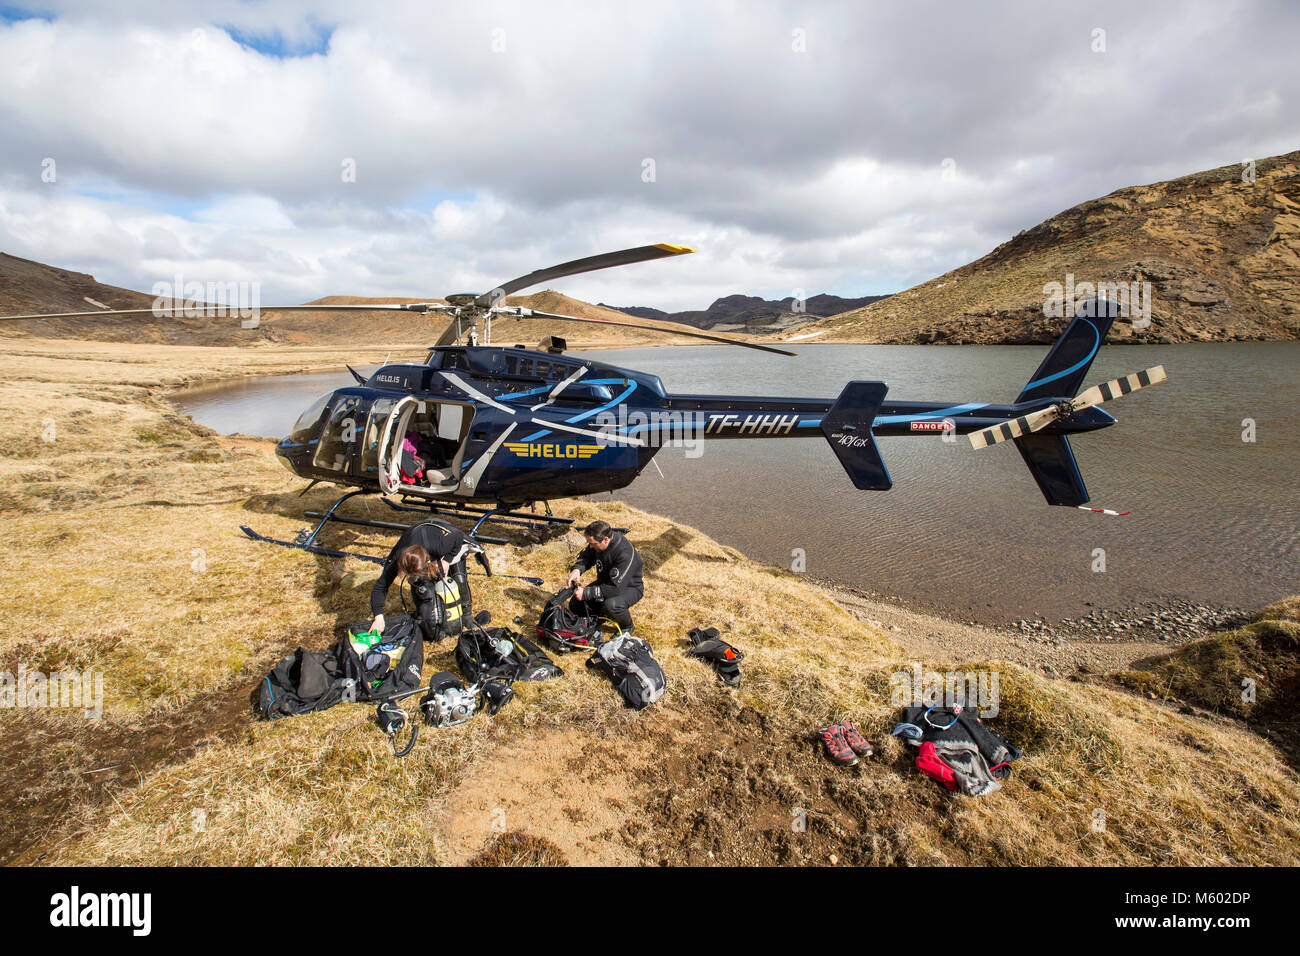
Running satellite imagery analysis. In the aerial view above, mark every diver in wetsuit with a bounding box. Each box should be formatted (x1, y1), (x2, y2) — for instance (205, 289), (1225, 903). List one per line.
(566, 519), (644, 633)
(369, 519), (472, 641)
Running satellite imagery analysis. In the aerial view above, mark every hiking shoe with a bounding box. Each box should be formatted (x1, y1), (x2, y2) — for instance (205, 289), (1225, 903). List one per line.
(840, 721), (873, 758)
(817, 724), (859, 767)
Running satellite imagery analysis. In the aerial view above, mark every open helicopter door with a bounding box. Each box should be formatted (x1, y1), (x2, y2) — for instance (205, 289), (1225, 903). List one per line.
(376, 396), (474, 498)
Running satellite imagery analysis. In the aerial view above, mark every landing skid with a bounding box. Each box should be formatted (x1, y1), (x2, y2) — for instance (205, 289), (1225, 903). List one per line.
(239, 524), (384, 565)
(382, 496), (575, 537)
(239, 488), (567, 582)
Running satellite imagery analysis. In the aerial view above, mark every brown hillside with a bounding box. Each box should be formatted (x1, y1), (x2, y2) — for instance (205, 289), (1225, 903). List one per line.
(0, 253), (215, 344)
(779, 151), (1300, 345)
(0, 252), (687, 349)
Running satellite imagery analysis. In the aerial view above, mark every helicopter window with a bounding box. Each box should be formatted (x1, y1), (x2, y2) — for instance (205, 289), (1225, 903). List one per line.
(552, 383), (613, 404)
(516, 358), (533, 377)
(312, 396), (362, 472)
(359, 397), (397, 477)
(436, 404), (464, 440)
(289, 391), (333, 444)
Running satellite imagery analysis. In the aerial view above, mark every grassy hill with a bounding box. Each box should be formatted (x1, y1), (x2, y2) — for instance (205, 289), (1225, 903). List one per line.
(777, 151), (1300, 345)
(1, 339), (1296, 865)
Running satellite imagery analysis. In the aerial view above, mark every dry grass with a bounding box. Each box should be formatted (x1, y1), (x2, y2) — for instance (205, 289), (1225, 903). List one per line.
(2, 340), (1298, 866)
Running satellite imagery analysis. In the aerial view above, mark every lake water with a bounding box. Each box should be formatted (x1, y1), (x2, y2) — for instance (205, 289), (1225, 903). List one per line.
(175, 343), (1300, 623)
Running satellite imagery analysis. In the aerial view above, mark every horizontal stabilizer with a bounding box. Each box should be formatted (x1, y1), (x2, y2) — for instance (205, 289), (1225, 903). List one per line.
(820, 382), (891, 490)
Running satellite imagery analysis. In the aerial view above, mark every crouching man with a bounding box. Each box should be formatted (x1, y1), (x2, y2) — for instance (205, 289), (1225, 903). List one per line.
(566, 519), (643, 634)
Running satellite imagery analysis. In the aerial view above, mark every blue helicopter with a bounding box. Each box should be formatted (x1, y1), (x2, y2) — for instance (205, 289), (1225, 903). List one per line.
(2, 243), (1165, 559)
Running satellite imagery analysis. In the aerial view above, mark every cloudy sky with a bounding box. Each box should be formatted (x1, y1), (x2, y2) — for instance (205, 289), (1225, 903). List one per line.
(1, 1), (1296, 311)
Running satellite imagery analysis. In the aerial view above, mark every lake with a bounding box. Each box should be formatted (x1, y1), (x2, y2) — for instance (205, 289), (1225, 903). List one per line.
(175, 342), (1300, 623)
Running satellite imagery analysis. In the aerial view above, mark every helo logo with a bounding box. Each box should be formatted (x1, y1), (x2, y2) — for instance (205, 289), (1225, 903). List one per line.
(504, 442), (603, 460)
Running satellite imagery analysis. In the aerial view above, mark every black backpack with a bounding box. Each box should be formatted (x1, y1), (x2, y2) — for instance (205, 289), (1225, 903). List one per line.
(255, 647), (352, 720)
(255, 613), (425, 720)
(456, 625), (563, 685)
(536, 587), (602, 653)
(686, 626), (744, 688)
(586, 635), (666, 710)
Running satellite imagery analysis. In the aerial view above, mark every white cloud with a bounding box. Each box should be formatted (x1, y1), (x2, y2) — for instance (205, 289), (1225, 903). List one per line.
(1, 1), (1297, 312)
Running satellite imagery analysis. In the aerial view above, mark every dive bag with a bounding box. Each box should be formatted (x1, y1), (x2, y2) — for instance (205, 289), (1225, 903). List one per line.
(586, 634), (666, 710)
(457, 625), (564, 684)
(537, 586), (602, 652)
(255, 613), (425, 720)
(344, 613), (426, 697)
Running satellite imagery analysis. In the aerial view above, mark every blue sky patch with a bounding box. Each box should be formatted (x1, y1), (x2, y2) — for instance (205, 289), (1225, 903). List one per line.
(220, 21), (334, 58)
(0, 4), (54, 23)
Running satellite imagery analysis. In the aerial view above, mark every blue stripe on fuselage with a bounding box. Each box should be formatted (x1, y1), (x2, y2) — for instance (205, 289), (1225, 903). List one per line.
(520, 381), (638, 442)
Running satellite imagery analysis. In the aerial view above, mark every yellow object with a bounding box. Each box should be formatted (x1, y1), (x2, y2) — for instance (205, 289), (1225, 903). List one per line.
(653, 243), (696, 254)
(437, 578), (462, 627)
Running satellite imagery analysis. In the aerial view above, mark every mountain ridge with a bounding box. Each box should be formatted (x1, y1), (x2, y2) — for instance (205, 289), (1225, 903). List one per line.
(600, 291), (890, 333)
(773, 150), (1300, 345)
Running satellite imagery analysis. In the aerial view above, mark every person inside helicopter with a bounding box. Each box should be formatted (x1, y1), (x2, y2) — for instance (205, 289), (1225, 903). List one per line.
(566, 519), (644, 634)
(370, 520), (472, 642)
(399, 428), (459, 487)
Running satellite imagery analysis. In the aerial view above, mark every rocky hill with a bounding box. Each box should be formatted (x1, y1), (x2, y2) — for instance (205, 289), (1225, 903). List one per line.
(777, 151), (1300, 345)
(604, 292), (889, 334)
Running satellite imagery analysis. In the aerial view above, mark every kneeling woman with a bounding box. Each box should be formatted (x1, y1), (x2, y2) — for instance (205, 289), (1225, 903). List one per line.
(369, 519), (472, 641)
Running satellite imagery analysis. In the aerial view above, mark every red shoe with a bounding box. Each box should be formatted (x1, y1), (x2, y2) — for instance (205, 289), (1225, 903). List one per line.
(839, 721), (873, 758)
(817, 724), (860, 767)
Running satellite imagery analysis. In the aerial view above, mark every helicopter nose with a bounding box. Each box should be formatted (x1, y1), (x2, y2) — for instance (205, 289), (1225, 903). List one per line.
(275, 438), (303, 475)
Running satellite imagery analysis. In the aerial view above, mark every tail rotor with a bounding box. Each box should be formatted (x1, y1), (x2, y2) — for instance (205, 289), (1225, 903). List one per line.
(970, 365), (1167, 450)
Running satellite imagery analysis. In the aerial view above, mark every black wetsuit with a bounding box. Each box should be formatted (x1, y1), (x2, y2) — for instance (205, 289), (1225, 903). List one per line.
(370, 519), (471, 641)
(569, 532), (643, 631)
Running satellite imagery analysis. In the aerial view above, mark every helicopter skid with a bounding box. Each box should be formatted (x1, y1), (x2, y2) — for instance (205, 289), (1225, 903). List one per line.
(238, 487), (579, 571)
(238, 524), (385, 565)
(302, 510), (511, 546)
(382, 496), (575, 532)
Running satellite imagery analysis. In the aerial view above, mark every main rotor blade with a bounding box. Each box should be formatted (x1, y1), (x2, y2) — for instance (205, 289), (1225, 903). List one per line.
(473, 243), (695, 308)
(501, 307), (798, 356)
(0, 302), (451, 322)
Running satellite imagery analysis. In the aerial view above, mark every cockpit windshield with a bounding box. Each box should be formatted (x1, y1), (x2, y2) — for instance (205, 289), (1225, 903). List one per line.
(289, 391), (333, 443)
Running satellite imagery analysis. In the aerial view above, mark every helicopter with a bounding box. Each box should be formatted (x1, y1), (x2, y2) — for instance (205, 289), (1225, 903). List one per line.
(2, 243), (1166, 561)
